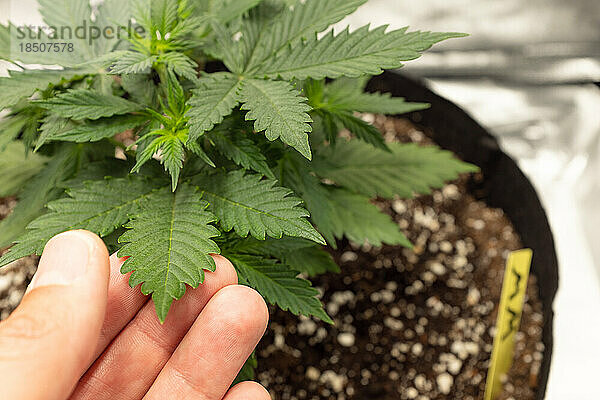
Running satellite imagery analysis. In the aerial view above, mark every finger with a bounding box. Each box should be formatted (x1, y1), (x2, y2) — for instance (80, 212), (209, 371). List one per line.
(0, 230), (110, 400)
(70, 255), (238, 400)
(144, 285), (269, 400)
(93, 253), (148, 355)
(223, 381), (271, 400)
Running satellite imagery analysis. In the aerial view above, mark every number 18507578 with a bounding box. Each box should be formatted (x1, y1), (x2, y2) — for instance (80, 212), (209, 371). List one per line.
(18, 42), (74, 53)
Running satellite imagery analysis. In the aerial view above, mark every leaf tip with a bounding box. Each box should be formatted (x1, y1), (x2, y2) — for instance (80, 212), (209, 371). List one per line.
(153, 298), (171, 324)
(315, 234), (327, 246)
(320, 312), (335, 325)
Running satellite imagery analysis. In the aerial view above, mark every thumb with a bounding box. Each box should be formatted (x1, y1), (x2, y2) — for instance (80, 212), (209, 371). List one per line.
(0, 230), (110, 400)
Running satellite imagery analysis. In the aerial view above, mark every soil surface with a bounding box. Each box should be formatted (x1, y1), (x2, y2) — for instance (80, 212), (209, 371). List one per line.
(0, 197), (38, 321)
(255, 116), (545, 400)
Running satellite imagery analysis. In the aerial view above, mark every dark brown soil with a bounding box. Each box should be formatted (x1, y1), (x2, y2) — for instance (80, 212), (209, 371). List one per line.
(0, 197), (38, 321)
(255, 116), (544, 400)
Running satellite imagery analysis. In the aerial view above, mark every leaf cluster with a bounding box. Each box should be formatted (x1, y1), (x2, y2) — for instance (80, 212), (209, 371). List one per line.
(0, 0), (474, 346)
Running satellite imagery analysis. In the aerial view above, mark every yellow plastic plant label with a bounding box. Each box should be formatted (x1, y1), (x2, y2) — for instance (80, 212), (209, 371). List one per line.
(484, 249), (533, 400)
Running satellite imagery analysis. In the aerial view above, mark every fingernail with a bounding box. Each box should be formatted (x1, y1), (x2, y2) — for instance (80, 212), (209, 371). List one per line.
(28, 231), (94, 291)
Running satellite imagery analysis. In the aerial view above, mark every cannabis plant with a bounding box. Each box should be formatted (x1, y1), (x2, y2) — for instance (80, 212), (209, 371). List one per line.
(0, 0), (475, 328)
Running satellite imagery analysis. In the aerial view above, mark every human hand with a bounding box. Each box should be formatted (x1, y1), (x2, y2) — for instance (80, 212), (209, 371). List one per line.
(0, 230), (270, 400)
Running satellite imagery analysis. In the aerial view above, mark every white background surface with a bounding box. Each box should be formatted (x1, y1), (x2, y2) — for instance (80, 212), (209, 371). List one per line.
(2, 0), (600, 398)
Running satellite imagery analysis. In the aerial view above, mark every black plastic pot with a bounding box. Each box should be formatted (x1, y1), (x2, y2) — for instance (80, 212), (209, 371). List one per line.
(367, 72), (558, 399)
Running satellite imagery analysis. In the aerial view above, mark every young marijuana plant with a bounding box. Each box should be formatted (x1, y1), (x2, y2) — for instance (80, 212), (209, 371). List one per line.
(0, 0), (476, 332)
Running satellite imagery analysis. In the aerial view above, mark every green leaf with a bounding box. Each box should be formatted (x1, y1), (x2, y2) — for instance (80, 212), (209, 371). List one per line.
(227, 253), (332, 323)
(3, 24), (83, 66)
(93, 0), (134, 55)
(42, 115), (147, 144)
(0, 24), (9, 60)
(118, 184), (221, 323)
(93, 74), (116, 95)
(243, 0), (367, 72)
(160, 52), (199, 82)
(254, 26), (466, 80)
(320, 78), (430, 115)
(209, 22), (245, 74)
(61, 159), (132, 189)
(131, 0), (152, 33)
(313, 109), (340, 144)
(185, 140), (216, 169)
(228, 235), (312, 254)
(133, 131), (185, 191)
(38, 89), (142, 120)
(38, 0), (91, 32)
(209, 129), (274, 178)
(214, 0), (264, 24)
(0, 145), (82, 251)
(0, 142), (47, 197)
(278, 153), (338, 245)
(320, 75), (370, 96)
(277, 153), (409, 247)
(36, 114), (76, 151)
(330, 92), (429, 115)
(317, 109), (388, 150)
(110, 52), (158, 75)
(283, 245), (339, 276)
(0, 70), (83, 111)
(163, 67), (186, 115)
(20, 117), (42, 150)
(37, 0), (95, 59)
(0, 114), (30, 151)
(0, 175), (164, 266)
(196, 170), (324, 244)
(250, 238), (339, 276)
(322, 188), (412, 248)
(231, 1), (289, 73)
(150, 0), (180, 35)
(187, 73), (242, 142)
(121, 74), (159, 107)
(313, 140), (478, 199)
(160, 136), (185, 191)
(227, 236), (339, 276)
(239, 79), (312, 159)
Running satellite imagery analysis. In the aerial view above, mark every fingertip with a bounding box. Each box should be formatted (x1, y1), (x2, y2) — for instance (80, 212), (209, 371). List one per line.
(211, 254), (239, 284)
(26, 230), (110, 295)
(214, 285), (269, 337)
(241, 285), (269, 332)
(56, 229), (110, 280)
(64, 229), (109, 259)
(0, 230), (111, 399)
(225, 381), (271, 400)
(41, 229), (106, 264)
(70, 230), (110, 293)
(141, 287), (269, 399)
